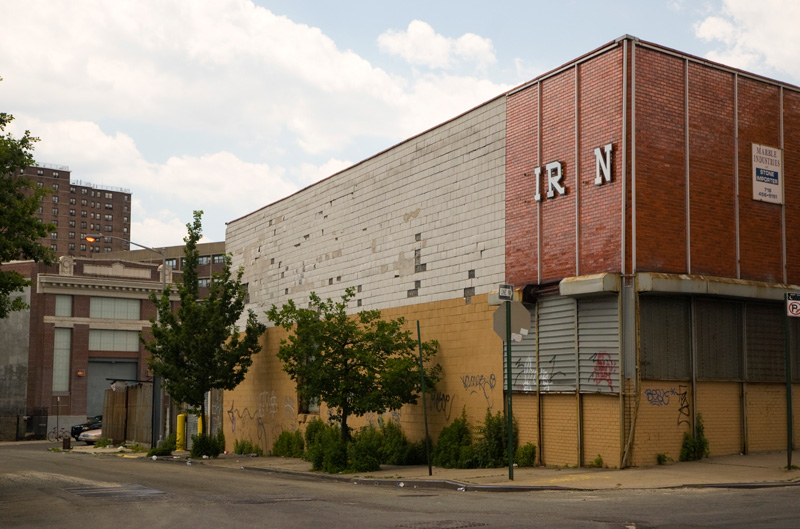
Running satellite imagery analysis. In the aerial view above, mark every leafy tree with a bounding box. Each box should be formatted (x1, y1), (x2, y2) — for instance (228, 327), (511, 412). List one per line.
(0, 91), (56, 318)
(267, 288), (440, 443)
(143, 211), (266, 434)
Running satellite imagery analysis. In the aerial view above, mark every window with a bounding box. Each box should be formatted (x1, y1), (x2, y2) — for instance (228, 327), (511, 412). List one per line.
(80, 244), (86, 251)
(90, 297), (140, 320)
(123, 227), (128, 233)
(37, 181), (43, 187)
(124, 206), (128, 212)
(104, 225), (112, 232)
(105, 203), (113, 210)
(53, 172), (59, 178)
(89, 329), (140, 351)
(91, 190), (95, 197)
(50, 244), (57, 251)
(52, 196), (58, 203)
(68, 243), (75, 250)
(81, 199), (87, 206)
(70, 186), (76, 193)
(80, 221), (86, 228)
(68, 232), (75, 239)
(105, 214), (112, 221)
(69, 209), (75, 216)
(165, 258), (177, 270)
(82, 188), (88, 195)
(81, 211), (87, 217)
(213, 254), (226, 264)
(52, 208), (58, 215)
(105, 247), (111, 253)
(69, 198), (76, 205)
(37, 206), (43, 214)
(198, 256), (211, 265)
(37, 170), (43, 176)
(198, 278), (211, 287)
(53, 328), (71, 392)
(105, 192), (113, 199)
(55, 295), (72, 317)
(50, 232), (58, 239)
(52, 220), (58, 226)
(53, 183), (59, 190)
(104, 237), (112, 243)
(69, 220), (75, 227)
(124, 195), (129, 201)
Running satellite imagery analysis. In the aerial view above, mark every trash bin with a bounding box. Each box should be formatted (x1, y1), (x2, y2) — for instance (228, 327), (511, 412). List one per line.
(62, 437), (71, 450)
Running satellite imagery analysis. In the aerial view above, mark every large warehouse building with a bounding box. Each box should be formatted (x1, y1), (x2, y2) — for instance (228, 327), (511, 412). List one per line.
(224, 36), (800, 467)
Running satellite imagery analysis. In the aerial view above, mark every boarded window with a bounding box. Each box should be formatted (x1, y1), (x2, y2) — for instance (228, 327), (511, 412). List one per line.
(640, 296), (691, 380)
(53, 328), (71, 392)
(89, 329), (140, 352)
(90, 297), (140, 320)
(537, 295), (576, 392)
(695, 299), (743, 381)
(746, 303), (784, 382)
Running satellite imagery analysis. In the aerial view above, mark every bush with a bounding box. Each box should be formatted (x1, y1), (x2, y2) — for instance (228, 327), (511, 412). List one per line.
(474, 410), (518, 468)
(515, 442), (536, 467)
(272, 430), (304, 457)
(679, 414), (710, 462)
(304, 421), (346, 472)
(348, 425), (382, 472)
(379, 420), (411, 465)
(190, 428), (225, 458)
(234, 438), (264, 456)
(147, 432), (177, 457)
(433, 409), (474, 469)
(406, 438), (431, 465)
(304, 417), (327, 451)
(95, 437), (112, 448)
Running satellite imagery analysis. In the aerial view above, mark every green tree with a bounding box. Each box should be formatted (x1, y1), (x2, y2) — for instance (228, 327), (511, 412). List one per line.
(143, 211), (266, 434)
(267, 288), (440, 443)
(0, 93), (56, 319)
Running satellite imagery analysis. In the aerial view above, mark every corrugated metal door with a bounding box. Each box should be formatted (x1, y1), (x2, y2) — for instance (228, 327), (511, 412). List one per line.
(578, 296), (620, 394)
(537, 295), (576, 392)
(503, 304), (537, 392)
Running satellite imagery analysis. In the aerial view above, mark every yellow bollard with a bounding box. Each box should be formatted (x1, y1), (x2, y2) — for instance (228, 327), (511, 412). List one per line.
(177, 414), (186, 451)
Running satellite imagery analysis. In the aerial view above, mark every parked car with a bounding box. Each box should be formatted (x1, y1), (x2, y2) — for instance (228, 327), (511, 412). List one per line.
(78, 428), (103, 445)
(71, 415), (102, 441)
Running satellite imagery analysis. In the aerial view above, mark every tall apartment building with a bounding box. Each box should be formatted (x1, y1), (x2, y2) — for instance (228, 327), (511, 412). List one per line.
(20, 165), (132, 257)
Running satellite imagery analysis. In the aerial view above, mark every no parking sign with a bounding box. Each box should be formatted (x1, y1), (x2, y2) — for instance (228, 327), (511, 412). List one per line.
(788, 293), (800, 317)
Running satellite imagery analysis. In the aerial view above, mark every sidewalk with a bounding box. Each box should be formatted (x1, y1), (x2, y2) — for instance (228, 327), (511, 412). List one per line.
(63, 443), (800, 492)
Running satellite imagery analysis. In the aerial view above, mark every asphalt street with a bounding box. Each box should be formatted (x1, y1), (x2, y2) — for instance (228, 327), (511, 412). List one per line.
(2, 443), (800, 528)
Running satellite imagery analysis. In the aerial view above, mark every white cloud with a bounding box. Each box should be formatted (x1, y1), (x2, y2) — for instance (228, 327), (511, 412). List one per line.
(694, 0), (800, 82)
(378, 20), (496, 72)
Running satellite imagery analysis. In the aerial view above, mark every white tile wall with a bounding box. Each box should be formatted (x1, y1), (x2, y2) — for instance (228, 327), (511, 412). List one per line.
(227, 97), (507, 321)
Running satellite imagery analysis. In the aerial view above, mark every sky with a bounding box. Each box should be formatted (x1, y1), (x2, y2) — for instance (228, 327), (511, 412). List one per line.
(3, 0), (800, 246)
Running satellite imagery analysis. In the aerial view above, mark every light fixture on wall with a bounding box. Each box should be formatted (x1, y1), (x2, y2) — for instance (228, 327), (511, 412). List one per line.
(76, 369), (85, 377)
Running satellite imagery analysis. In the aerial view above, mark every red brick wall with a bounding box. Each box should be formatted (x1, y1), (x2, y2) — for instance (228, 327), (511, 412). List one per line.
(737, 78), (783, 282)
(786, 90), (800, 284)
(578, 48), (624, 275)
(688, 65), (737, 277)
(634, 47), (687, 273)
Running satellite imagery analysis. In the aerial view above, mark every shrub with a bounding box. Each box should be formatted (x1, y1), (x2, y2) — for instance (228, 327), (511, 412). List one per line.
(234, 438), (264, 456)
(147, 432), (177, 457)
(190, 428), (225, 458)
(474, 410), (518, 468)
(304, 417), (327, 455)
(348, 425), (382, 472)
(379, 420), (411, 465)
(406, 437), (431, 466)
(305, 421), (346, 472)
(679, 414), (710, 462)
(433, 409), (474, 469)
(587, 454), (604, 468)
(515, 442), (536, 467)
(272, 430), (304, 457)
(95, 437), (112, 448)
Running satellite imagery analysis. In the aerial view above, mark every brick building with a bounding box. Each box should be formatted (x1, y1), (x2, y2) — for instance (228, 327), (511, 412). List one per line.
(0, 257), (174, 439)
(224, 36), (800, 467)
(18, 165), (132, 258)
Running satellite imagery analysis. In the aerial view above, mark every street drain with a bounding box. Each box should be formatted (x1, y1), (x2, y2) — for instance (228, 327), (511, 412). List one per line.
(398, 522), (488, 529)
(66, 485), (165, 499)
(223, 495), (313, 505)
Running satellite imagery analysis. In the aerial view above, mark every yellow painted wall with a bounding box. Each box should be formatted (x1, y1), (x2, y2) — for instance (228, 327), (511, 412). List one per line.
(631, 381), (692, 466)
(696, 381), (742, 456)
(746, 383), (788, 452)
(581, 394), (621, 468)
(541, 394), (578, 466)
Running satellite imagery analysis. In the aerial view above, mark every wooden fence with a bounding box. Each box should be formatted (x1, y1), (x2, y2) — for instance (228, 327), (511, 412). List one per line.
(102, 384), (152, 447)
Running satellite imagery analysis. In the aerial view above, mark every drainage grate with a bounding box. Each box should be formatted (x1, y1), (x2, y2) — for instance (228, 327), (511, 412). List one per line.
(398, 522), (488, 529)
(66, 485), (165, 499)
(220, 495), (313, 505)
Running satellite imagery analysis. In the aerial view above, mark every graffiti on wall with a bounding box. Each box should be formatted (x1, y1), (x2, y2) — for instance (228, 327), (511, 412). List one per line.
(514, 356), (536, 392)
(429, 391), (456, 421)
(226, 389), (295, 446)
(460, 373), (496, 408)
(589, 352), (617, 392)
(645, 384), (690, 426)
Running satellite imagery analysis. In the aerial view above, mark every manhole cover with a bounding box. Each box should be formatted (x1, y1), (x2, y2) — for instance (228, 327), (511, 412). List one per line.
(66, 485), (165, 499)
(398, 522), (488, 529)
